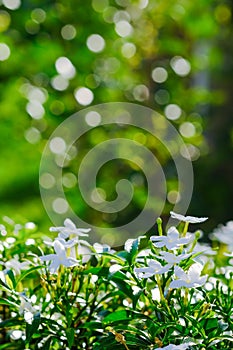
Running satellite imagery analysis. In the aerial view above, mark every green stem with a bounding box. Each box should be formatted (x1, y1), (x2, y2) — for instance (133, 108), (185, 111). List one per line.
(184, 288), (189, 306)
(181, 222), (189, 237)
(156, 275), (165, 302)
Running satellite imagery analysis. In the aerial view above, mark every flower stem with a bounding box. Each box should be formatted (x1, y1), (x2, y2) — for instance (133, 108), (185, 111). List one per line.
(156, 275), (165, 301)
(182, 222), (189, 237)
(184, 288), (189, 306)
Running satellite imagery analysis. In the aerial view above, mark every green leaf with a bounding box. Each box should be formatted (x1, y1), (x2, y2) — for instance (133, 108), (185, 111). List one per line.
(16, 265), (42, 286)
(0, 277), (11, 291)
(0, 317), (24, 328)
(200, 318), (219, 331)
(0, 342), (20, 349)
(93, 335), (116, 349)
(5, 269), (16, 289)
(43, 336), (53, 350)
(109, 275), (134, 300)
(208, 335), (233, 346)
(132, 289), (143, 309)
(0, 297), (18, 308)
(26, 312), (41, 342)
(82, 267), (109, 278)
(66, 328), (75, 348)
(101, 253), (125, 265)
(103, 310), (128, 323)
(79, 321), (103, 330)
(125, 333), (151, 346)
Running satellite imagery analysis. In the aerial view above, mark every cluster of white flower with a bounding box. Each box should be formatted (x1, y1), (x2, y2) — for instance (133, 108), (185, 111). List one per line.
(135, 212), (208, 290)
(0, 211), (233, 349)
(40, 218), (91, 273)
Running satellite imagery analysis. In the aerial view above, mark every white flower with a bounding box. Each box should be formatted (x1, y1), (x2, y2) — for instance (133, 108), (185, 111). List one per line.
(1, 256), (30, 275)
(40, 240), (79, 273)
(155, 344), (190, 350)
(169, 264), (207, 289)
(19, 295), (36, 315)
(50, 219), (91, 239)
(135, 260), (171, 278)
(210, 221), (233, 247)
(192, 242), (216, 256)
(151, 227), (193, 250)
(170, 211), (208, 224)
(156, 251), (191, 265)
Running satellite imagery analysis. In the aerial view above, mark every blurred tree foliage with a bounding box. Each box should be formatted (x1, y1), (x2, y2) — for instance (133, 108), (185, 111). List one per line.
(0, 0), (232, 237)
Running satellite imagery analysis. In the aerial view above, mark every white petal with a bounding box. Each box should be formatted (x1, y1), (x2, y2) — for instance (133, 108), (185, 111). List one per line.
(185, 215), (208, 223)
(124, 238), (134, 253)
(49, 259), (60, 273)
(148, 260), (162, 269)
(169, 280), (185, 289)
(170, 211), (208, 223)
(188, 264), (202, 279)
(167, 226), (180, 238)
(58, 232), (69, 239)
(135, 266), (155, 278)
(62, 257), (79, 267)
(40, 254), (56, 262)
(174, 266), (187, 279)
(150, 235), (166, 242)
(64, 218), (76, 229)
(49, 226), (65, 232)
(53, 240), (66, 256)
(153, 241), (166, 248)
(196, 275), (207, 286)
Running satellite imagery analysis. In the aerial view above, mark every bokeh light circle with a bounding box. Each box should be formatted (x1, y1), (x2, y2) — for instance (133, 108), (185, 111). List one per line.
(40, 103), (193, 245)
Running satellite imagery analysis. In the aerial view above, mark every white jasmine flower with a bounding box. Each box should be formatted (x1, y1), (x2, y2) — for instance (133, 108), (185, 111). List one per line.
(19, 295), (36, 315)
(1, 256), (30, 275)
(156, 251), (191, 264)
(170, 211), (208, 224)
(192, 242), (216, 256)
(135, 260), (171, 278)
(155, 344), (190, 350)
(40, 240), (79, 273)
(210, 221), (233, 247)
(50, 219), (91, 239)
(169, 264), (207, 289)
(151, 227), (193, 250)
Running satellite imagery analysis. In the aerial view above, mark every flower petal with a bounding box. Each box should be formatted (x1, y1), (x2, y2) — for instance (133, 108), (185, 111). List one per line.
(40, 254), (56, 262)
(48, 259), (60, 273)
(62, 258), (79, 268)
(170, 211), (208, 223)
(53, 240), (66, 257)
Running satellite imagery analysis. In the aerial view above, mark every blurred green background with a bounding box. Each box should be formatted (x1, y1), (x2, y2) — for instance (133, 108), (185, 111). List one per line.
(0, 0), (232, 236)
